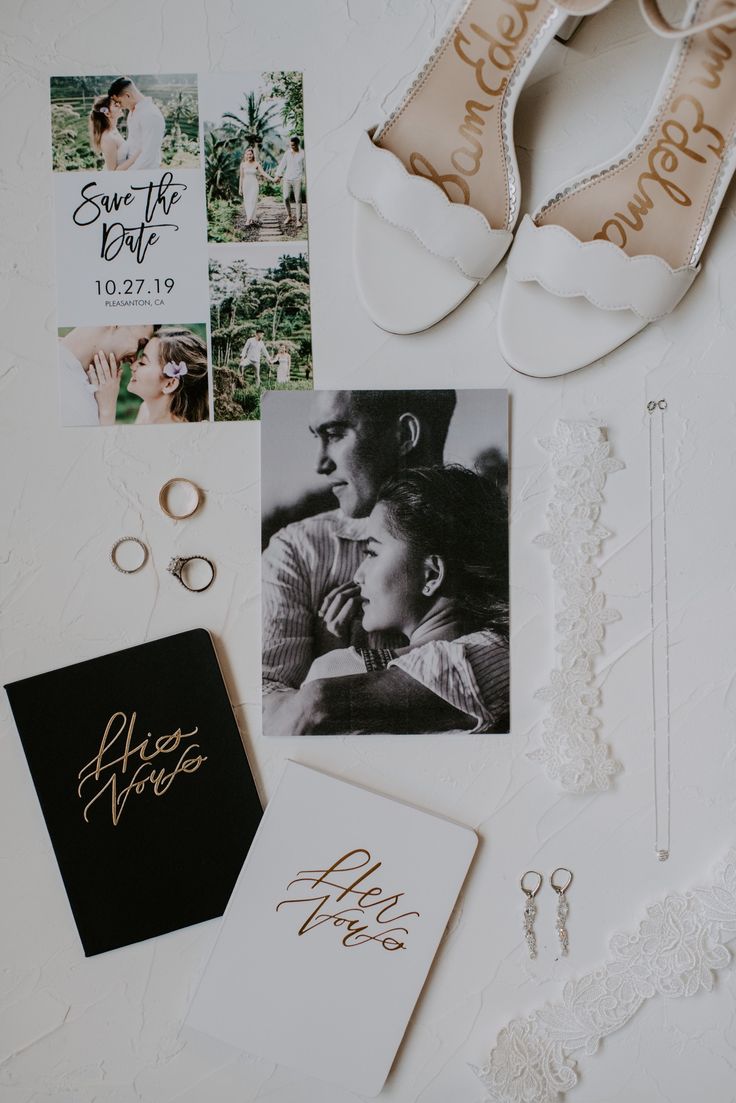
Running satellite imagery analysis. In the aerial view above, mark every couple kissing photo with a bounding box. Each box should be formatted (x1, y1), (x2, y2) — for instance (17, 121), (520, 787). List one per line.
(51, 73), (200, 174)
(261, 389), (509, 737)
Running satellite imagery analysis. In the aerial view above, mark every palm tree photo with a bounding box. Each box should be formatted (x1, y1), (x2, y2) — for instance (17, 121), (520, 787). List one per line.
(202, 72), (307, 244)
(221, 92), (282, 163)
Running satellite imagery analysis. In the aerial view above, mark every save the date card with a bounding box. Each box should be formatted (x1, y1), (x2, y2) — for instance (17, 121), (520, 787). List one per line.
(51, 71), (312, 426)
(5, 629), (262, 956)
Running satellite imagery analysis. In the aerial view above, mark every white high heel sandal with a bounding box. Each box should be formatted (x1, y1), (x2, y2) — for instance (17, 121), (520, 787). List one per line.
(347, 0), (612, 335)
(499, 0), (736, 376)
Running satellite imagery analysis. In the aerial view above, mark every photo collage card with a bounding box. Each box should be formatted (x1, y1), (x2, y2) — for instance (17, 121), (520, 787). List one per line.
(51, 71), (312, 426)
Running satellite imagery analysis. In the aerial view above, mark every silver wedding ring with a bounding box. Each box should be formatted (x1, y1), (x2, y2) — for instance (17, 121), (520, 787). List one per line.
(110, 536), (147, 573)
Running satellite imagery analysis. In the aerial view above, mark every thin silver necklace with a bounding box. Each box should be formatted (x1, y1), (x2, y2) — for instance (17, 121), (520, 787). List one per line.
(647, 399), (671, 861)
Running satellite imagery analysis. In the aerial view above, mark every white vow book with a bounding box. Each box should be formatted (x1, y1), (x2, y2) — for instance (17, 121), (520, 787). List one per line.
(184, 761), (477, 1096)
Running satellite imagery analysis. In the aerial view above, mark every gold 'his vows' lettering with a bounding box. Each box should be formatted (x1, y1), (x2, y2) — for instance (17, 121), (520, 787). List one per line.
(77, 710), (207, 826)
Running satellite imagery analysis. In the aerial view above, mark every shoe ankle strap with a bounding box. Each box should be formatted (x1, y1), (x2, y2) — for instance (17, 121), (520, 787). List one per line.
(556, 0), (612, 14)
(638, 0), (736, 38)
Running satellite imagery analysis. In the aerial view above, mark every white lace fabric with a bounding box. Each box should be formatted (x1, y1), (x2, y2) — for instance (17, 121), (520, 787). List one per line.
(473, 848), (736, 1103)
(531, 420), (624, 793)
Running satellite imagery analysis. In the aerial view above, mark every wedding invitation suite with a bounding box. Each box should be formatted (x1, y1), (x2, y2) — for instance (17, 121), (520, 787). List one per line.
(5, 630), (262, 956)
(184, 761), (477, 1096)
(50, 71), (312, 425)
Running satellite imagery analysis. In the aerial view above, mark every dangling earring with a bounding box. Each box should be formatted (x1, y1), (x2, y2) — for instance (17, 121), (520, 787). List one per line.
(551, 867), (573, 956)
(520, 871), (542, 959)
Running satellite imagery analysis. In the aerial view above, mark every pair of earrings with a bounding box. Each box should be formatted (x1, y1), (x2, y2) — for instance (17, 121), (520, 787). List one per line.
(521, 868), (573, 959)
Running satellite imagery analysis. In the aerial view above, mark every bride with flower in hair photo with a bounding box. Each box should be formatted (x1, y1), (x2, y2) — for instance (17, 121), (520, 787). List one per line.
(87, 94), (141, 171)
(50, 73), (199, 173)
(58, 323), (211, 426)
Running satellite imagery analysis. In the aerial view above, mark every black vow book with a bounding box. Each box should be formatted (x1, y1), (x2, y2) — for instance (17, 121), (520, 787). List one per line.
(5, 629), (262, 956)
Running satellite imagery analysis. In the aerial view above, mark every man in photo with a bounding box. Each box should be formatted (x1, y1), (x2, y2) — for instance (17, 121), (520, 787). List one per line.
(262, 390), (509, 736)
(240, 330), (272, 386)
(58, 325), (154, 426)
(274, 136), (305, 227)
(108, 77), (166, 170)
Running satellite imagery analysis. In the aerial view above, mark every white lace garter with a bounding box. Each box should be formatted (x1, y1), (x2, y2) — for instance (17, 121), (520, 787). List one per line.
(531, 420), (624, 793)
(473, 846), (736, 1103)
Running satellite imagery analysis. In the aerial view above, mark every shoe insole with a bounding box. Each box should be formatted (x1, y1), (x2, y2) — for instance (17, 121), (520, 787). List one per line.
(376, 0), (558, 231)
(537, 0), (736, 267)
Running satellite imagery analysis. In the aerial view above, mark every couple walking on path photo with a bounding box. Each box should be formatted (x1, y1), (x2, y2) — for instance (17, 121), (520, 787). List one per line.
(240, 332), (292, 386)
(238, 136), (305, 231)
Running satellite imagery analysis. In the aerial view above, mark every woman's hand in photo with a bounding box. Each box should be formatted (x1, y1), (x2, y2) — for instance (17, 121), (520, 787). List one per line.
(318, 581), (362, 644)
(117, 149), (141, 171)
(87, 351), (122, 426)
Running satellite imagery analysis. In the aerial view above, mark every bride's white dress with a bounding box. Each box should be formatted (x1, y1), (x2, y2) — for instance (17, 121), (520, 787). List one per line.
(102, 130), (129, 168)
(115, 137), (129, 167)
(242, 163), (259, 221)
(276, 353), (291, 382)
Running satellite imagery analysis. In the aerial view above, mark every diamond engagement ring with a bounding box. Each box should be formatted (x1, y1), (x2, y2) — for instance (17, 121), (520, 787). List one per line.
(166, 555), (215, 593)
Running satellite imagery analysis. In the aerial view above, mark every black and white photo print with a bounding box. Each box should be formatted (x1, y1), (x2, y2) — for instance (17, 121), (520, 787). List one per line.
(261, 389), (509, 737)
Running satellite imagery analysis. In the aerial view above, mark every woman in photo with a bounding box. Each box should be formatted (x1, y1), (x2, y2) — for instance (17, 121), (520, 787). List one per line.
(238, 147), (272, 226)
(88, 94), (140, 171)
(275, 343), (291, 383)
(87, 327), (210, 425)
(303, 465), (510, 733)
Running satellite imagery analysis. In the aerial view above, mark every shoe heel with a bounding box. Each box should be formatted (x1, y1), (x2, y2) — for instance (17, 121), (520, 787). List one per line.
(555, 14), (585, 43)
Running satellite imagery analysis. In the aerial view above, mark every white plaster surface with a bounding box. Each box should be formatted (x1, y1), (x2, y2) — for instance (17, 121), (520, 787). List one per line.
(2, 1), (736, 1100)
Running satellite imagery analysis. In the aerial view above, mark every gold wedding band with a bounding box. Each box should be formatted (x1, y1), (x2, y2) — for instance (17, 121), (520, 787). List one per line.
(158, 478), (203, 520)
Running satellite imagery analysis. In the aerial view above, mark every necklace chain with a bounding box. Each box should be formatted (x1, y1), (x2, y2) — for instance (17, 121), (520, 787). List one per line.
(647, 399), (671, 861)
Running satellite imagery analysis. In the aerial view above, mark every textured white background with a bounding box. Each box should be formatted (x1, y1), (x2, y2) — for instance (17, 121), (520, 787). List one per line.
(2, 1), (736, 1101)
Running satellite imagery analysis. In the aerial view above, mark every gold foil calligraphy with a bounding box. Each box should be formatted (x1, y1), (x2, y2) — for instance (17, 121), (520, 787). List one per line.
(409, 0), (541, 204)
(275, 848), (419, 951)
(593, 20), (735, 248)
(77, 710), (207, 826)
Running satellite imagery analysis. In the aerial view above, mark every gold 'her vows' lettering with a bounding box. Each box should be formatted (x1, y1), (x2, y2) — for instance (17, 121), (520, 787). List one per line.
(77, 710), (207, 826)
(275, 848), (420, 952)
